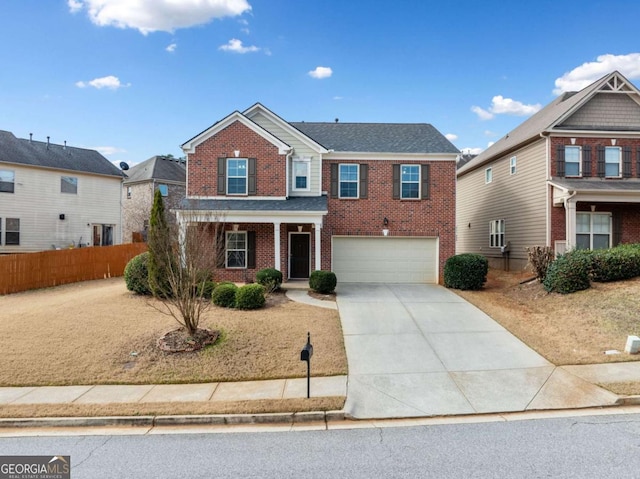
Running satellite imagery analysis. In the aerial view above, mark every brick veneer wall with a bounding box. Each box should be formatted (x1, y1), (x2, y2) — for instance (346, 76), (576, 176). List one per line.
(321, 159), (456, 282)
(188, 121), (286, 197)
(550, 137), (640, 177)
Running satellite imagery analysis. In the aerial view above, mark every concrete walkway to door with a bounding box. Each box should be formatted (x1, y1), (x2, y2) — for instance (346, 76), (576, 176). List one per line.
(337, 283), (619, 419)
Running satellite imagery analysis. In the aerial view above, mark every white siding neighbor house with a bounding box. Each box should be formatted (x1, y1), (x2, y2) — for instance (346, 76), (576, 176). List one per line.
(0, 130), (124, 253)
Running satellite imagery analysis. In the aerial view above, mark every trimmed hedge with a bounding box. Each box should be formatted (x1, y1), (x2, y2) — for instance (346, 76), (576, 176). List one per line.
(590, 244), (640, 282)
(256, 268), (283, 290)
(212, 283), (238, 308)
(124, 252), (152, 295)
(543, 250), (592, 294)
(235, 284), (266, 309)
(443, 253), (488, 290)
(309, 270), (337, 294)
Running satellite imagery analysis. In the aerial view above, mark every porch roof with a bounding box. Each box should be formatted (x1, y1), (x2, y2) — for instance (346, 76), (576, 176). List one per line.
(179, 196), (327, 212)
(550, 178), (640, 205)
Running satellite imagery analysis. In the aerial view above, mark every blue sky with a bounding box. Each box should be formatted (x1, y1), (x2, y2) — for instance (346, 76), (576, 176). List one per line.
(1, 0), (640, 166)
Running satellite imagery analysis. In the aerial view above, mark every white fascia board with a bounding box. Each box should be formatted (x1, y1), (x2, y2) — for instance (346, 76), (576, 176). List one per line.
(186, 195), (288, 201)
(323, 152), (458, 161)
(179, 210), (327, 225)
(243, 103), (329, 154)
(547, 129), (640, 138)
(181, 111), (291, 155)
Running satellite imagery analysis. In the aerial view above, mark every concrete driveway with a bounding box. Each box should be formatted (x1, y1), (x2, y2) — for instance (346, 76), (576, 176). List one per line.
(337, 283), (618, 419)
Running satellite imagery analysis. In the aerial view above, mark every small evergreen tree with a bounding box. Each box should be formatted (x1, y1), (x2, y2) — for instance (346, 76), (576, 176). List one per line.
(147, 189), (172, 297)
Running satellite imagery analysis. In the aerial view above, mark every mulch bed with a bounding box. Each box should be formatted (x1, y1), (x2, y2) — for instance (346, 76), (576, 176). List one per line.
(157, 327), (219, 353)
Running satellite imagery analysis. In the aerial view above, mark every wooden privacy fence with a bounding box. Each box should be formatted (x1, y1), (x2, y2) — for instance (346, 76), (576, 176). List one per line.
(0, 243), (147, 295)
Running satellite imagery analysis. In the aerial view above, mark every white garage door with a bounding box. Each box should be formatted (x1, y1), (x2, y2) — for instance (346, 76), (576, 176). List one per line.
(332, 236), (438, 284)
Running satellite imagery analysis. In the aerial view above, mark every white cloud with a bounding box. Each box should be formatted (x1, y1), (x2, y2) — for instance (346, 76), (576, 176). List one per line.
(219, 38), (260, 53)
(166, 43), (177, 53)
(461, 147), (483, 155)
(69, 0), (251, 35)
(333, 96), (344, 100)
(472, 96), (541, 120)
(308, 66), (332, 79)
(553, 53), (640, 95)
(95, 146), (126, 156)
(445, 133), (458, 141)
(484, 130), (498, 137)
(76, 75), (130, 90)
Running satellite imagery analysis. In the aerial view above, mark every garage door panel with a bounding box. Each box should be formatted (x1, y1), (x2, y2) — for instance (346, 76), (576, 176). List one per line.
(332, 237), (438, 284)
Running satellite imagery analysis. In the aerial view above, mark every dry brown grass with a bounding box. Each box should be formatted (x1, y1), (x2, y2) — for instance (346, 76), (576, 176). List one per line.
(0, 279), (347, 387)
(455, 269), (640, 366)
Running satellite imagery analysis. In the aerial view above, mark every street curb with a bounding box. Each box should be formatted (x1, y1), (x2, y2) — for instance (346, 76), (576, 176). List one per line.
(617, 396), (640, 405)
(0, 416), (155, 428)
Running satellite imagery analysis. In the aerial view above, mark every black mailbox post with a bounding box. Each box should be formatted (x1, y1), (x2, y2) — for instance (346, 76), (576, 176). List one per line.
(300, 332), (313, 398)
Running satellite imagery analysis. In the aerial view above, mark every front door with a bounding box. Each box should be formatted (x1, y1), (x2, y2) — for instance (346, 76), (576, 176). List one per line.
(290, 233), (310, 278)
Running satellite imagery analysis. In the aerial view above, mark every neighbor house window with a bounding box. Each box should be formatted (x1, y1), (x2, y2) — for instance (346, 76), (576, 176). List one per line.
(61, 176), (78, 194)
(227, 159), (248, 195)
(127, 186), (132, 199)
(158, 184), (168, 197)
(605, 147), (621, 177)
(6, 218), (20, 245)
(565, 146), (581, 177)
(0, 170), (15, 193)
(401, 165), (420, 199)
(510, 156), (517, 175)
(576, 212), (611, 250)
(226, 231), (247, 268)
(490, 219), (505, 247)
(339, 164), (359, 198)
(485, 167), (492, 184)
(293, 158), (310, 191)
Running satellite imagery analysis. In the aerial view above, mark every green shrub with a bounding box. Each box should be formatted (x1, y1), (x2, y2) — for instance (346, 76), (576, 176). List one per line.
(235, 284), (266, 309)
(256, 268), (283, 291)
(543, 250), (592, 294)
(590, 243), (640, 282)
(124, 252), (152, 295)
(196, 280), (217, 300)
(309, 270), (337, 294)
(212, 283), (238, 308)
(443, 254), (488, 290)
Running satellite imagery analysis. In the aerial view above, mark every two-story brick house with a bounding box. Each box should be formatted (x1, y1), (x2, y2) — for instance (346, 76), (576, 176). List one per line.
(457, 71), (640, 270)
(178, 103), (458, 283)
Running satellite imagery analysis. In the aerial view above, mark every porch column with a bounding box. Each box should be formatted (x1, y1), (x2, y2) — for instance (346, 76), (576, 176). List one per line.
(177, 212), (187, 267)
(273, 222), (281, 270)
(314, 222), (322, 272)
(565, 198), (576, 250)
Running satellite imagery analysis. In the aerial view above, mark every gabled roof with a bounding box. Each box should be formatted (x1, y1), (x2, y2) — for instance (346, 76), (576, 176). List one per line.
(124, 155), (186, 185)
(458, 71), (640, 176)
(290, 122), (460, 154)
(0, 130), (123, 177)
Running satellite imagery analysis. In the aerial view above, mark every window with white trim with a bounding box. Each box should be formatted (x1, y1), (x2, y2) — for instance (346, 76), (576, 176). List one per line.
(490, 219), (505, 247)
(127, 186), (132, 199)
(576, 212), (611, 250)
(510, 156), (517, 175)
(0, 170), (15, 193)
(339, 164), (359, 198)
(401, 165), (420, 199)
(227, 158), (248, 195)
(292, 158), (310, 191)
(565, 146), (581, 177)
(605, 147), (621, 177)
(226, 231), (247, 268)
(485, 167), (492, 184)
(6, 218), (20, 245)
(61, 176), (78, 194)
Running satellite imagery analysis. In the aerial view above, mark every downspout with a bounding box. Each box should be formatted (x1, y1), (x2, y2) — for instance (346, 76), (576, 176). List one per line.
(541, 132), (551, 247)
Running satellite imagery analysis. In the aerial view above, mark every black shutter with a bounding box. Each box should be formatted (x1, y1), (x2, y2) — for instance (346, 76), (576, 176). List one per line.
(392, 164), (400, 199)
(359, 164), (368, 199)
(597, 146), (606, 177)
(217, 158), (226, 194)
(623, 146), (632, 178)
(612, 211), (623, 247)
(247, 231), (256, 269)
(330, 164), (339, 198)
(556, 144), (565, 177)
(582, 145), (592, 177)
(248, 158), (257, 195)
(421, 164), (430, 200)
(636, 148), (640, 178)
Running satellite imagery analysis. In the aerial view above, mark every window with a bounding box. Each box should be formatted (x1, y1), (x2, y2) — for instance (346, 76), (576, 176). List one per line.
(127, 186), (132, 199)
(227, 159), (247, 195)
(605, 147), (621, 177)
(293, 158), (310, 191)
(401, 165), (420, 199)
(510, 156), (517, 175)
(61, 176), (78, 194)
(490, 219), (505, 248)
(0, 170), (15, 193)
(226, 231), (246, 268)
(92, 224), (113, 246)
(565, 146), (581, 177)
(576, 213), (611, 250)
(339, 164), (359, 198)
(6, 218), (20, 245)
(158, 184), (168, 197)
(485, 167), (492, 184)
